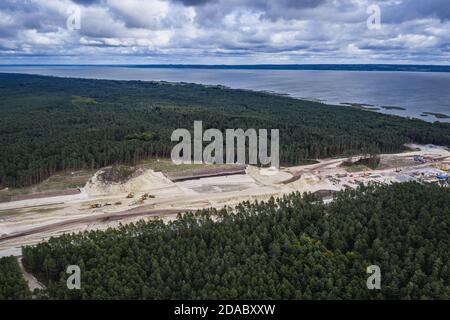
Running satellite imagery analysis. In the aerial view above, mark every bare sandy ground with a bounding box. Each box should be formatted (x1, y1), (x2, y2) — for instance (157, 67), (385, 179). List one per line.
(0, 144), (449, 257)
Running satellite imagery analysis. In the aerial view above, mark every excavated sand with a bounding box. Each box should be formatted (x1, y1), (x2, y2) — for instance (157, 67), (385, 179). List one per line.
(287, 172), (337, 193)
(246, 166), (293, 185)
(84, 168), (174, 196)
(2, 145), (450, 256)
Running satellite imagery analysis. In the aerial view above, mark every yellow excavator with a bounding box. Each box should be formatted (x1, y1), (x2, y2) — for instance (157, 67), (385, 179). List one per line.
(435, 162), (449, 172)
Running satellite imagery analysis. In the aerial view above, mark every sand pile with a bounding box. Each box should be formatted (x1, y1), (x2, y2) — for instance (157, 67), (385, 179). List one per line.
(84, 168), (174, 196)
(246, 166), (293, 185)
(287, 172), (328, 192)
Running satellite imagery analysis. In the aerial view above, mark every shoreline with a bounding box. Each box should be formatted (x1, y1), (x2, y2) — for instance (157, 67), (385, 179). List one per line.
(1, 63), (450, 73)
(0, 70), (448, 123)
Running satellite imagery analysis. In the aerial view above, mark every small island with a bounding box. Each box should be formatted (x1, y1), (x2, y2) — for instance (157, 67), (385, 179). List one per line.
(381, 106), (406, 111)
(421, 112), (450, 119)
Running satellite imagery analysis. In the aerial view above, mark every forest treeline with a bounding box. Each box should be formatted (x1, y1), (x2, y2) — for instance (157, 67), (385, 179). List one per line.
(0, 256), (31, 300)
(22, 182), (450, 299)
(1, 73), (450, 187)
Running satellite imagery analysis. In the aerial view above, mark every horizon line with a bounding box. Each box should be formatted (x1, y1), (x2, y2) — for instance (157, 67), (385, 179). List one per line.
(1, 63), (450, 73)
(1, 63), (450, 66)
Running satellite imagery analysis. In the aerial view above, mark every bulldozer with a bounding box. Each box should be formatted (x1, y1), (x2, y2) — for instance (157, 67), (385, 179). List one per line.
(141, 193), (155, 201)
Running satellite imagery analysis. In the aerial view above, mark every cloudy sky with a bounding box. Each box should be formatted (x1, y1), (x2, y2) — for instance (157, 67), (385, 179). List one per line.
(0, 0), (449, 64)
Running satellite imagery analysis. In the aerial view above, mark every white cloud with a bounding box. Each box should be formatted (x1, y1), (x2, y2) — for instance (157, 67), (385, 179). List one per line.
(0, 0), (448, 64)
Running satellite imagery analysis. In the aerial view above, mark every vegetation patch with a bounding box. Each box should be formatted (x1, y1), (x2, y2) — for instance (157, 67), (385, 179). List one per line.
(22, 183), (450, 299)
(0, 256), (31, 299)
(341, 154), (380, 170)
(0, 170), (94, 203)
(1, 73), (450, 188)
(342, 164), (368, 173)
(140, 159), (235, 174)
(71, 95), (97, 105)
(98, 165), (137, 183)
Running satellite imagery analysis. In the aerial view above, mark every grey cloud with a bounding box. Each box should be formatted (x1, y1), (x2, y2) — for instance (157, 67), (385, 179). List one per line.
(0, 0), (449, 64)
(382, 0), (450, 23)
(182, 0), (329, 23)
(174, 0), (213, 6)
(0, 0), (65, 38)
(268, 0), (326, 10)
(71, 0), (102, 5)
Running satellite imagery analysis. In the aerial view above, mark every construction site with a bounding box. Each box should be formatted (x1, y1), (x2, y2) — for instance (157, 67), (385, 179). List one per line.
(0, 143), (449, 257)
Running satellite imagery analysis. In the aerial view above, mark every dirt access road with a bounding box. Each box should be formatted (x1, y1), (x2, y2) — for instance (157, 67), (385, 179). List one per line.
(0, 144), (449, 256)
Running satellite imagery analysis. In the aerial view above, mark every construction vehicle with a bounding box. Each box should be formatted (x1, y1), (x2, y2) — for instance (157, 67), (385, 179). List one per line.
(90, 203), (102, 209)
(114, 201), (122, 205)
(436, 173), (450, 180)
(414, 155), (426, 163)
(141, 193), (149, 201)
(363, 168), (369, 177)
(126, 192), (135, 199)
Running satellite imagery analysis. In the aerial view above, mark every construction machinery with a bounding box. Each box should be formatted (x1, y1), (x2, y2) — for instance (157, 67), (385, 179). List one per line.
(140, 193), (155, 201)
(414, 155), (426, 163)
(126, 192), (135, 199)
(363, 168), (369, 177)
(433, 162), (449, 172)
(436, 173), (450, 180)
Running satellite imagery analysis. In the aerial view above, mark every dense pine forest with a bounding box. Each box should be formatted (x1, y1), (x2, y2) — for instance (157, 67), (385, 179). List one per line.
(0, 256), (31, 299)
(1, 73), (450, 187)
(22, 182), (450, 299)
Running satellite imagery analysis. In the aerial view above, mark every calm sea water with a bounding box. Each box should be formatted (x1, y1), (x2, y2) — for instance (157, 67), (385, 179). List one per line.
(1, 66), (450, 122)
